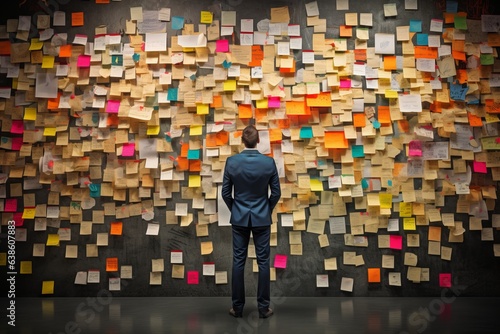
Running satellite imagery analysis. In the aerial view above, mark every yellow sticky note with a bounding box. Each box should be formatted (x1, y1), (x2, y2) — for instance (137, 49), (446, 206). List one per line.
(385, 90), (399, 98)
(379, 193), (393, 209)
(43, 127), (57, 136)
(147, 125), (160, 135)
(0, 253), (6, 266)
(188, 174), (201, 187)
(20, 261), (32, 274)
(223, 80), (236, 91)
(200, 11), (213, 24)
(399, 202), (413, 217)
(403, 217), (416, 230)
(46, 234), (60, 246)
(42, 281), (54, 295)
(310, 178), (323, 191)
(29, 38), (44, 50)
(42, 55), (55, 69)
(256, 99), (268, 109)
(22, 207), (36, 219)
(196, 104), (209, 115)
(190, 125), (203, 136)
(24, 107), (37, 121)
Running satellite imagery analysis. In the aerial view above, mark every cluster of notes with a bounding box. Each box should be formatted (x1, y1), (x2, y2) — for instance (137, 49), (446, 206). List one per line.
(1, 0), (500, 294)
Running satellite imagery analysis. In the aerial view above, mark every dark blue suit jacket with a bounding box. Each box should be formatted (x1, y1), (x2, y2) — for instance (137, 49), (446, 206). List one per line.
(222, 149), (281, 227)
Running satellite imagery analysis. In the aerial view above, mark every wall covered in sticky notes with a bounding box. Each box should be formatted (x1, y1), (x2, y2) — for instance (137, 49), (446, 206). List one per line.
(1, 0), (500, 297)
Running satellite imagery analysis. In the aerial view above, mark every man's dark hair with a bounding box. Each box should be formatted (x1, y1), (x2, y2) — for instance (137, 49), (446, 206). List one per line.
(242, 125), (259, 148)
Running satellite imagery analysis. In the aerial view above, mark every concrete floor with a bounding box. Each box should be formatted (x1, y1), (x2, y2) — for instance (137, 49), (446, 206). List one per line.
(5, 297), (500, 334)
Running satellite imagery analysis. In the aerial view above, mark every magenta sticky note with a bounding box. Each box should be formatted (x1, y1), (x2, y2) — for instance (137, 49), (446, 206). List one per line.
(340, 79), (351, 88)
(389, 235), (403, 250)
(216, 39), (229, 52)
(77, 55), (91, 68)
(11, 137), (23, 151)
(5, 198), (17, 212)
(106, 100), (120, 113)
(408, 140), (422, 157)
(121, 143), (135, 157)
(13, 212), (24, 226)
(10, 120), (24, 134)
(268, 96), (281, 108)
(274, 254), (287, 269)
(439, 273), (452, 288)
(187, 271), (199, 285)
(473, 161), (487, 173)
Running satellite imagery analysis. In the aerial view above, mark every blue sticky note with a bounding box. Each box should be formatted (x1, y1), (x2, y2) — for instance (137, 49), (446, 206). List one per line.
(89, 184), (101, 198)
(299, 126), (313, 139)
(167, 88), (178, 101)
(222, 60), (232, 69)
(187, 149), (200, 160)
(450, 82), (468, 101)
(372, 120), (381, 129)
(446, 1), (458, 13)
(352, 145), (364, 158)
(409, 20), (422, 32)
(172, 16), (185, 30)
(361, 179), (369, 189)
(416, 34), (428, 46)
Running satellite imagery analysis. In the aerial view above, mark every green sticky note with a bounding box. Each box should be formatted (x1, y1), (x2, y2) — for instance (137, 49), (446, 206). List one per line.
(480, 54), (494, 66)
(454, 16), (467, 30)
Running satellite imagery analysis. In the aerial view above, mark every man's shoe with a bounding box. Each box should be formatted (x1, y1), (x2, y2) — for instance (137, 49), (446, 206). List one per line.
(229, 308), (242, 318)
(259, 308), (273, 318)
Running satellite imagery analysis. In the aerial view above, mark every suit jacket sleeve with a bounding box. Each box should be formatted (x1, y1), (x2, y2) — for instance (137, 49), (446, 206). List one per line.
(268, 162), (281, 211)
(221, 159), (233, 210)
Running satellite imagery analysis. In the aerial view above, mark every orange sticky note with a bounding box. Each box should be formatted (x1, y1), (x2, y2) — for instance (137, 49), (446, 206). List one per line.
(339, 25), (352, 37)
(456, 69), (467, 84)
(368, 268), (381, 283)
(414, 46), (438, 59)
(47, 93), (61, 110)
(488, 33), (500, 47)
(238, 104), (253, 118)
(353, 113), (366, 127)
(398, 120), (409, 133)
(180, 143), (189, 157)
(324, 131), (348, 149)
(71, 12), (84, 26)
(106, 257), (118, 272)
(428, 226), (442, 242)
(286, 100), (310, 115)
(0, 40), (11, 55)
(110, 222), (123, 235)
(248, 45), (264, 67)
(443, 12), (455, 24)
(59, 44), (72, 57)
(189, 159), (201, 172)
(306, 92), (331, 107)
(210, 95), (223, 108)
(176, 157), (189, 171)
(468, 113), (483, 127)
(384, 56), (397, 70)
(269, 128), (282, 142)
(216, 131), (229, 145)
(378, 106), (391, 124)
(255, 108), (268, 123)
(452, 50), (466, 61)
(96, 0), (110, 3)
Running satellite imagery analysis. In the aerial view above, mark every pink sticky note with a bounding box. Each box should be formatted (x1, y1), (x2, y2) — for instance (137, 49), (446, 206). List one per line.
(274, 254), (287, 269)
(121, 143), (135, 157)
(216, 39), (229, 52)
(5, 199), (17, 212)
(408, 140), (422, 157)
(10, 120), (24, 134)
(77, 55), (91, 68)
(473, 161), (487, 173)
(13, 212), (24, 226)
(187, 271), (199, 285)
(389, 235), (403, 250)
(11, 137), (23, 151)
(340, 79), (351, 88)
(439, 273), (452, 288)
(106, 100), (120, 113)
(268, 96), (281, 108)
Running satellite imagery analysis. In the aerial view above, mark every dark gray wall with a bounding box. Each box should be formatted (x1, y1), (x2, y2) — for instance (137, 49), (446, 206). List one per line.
(1, 0), (500, 298)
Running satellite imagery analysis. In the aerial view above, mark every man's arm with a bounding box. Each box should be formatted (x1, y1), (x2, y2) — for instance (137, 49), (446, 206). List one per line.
(221, 161), (233, 210)
(268, 163), (281, 211)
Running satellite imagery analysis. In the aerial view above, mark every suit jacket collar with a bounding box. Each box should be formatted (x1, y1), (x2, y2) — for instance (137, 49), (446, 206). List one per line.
(241, 149), (259, 154)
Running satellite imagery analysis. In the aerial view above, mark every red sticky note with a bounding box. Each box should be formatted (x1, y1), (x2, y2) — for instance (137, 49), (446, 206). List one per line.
(13, 212), (24, 227)
(121, 143), (135, 157)
(268, 96), (281, 108)
(274, 254), (287, 269)
(473, 161), (487, 173)
(215, 39), (229, 52)
(408, 140), (422, 157)
(439, 273), (452, 288)
(11, 137), (23, 151)
(5, 199), (17, 212)
(10, 120), (24, 134)
(77, 55), (91, 68)
(389, 235), (403, 250)
(106, 100), (120, 113)
(187, 271), (199, 285)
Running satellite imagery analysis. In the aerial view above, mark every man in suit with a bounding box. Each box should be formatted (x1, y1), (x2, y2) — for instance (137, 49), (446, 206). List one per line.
(222, 125), (281, 319)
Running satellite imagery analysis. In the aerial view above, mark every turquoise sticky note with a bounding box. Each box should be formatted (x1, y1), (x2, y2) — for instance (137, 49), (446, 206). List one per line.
(416, 34), (428, 46)
(111, 55), (123, 66)
(172, 16), (185, 30)
(187, 149), (200, 160)
(222, 60), (232, 69)
(89, 184), (101, 198)
(299, 126), (313, 139)
(409, 20), (422, 32)
(446, 0), (458, 13)
(167, 88), (178, 101)
(352, 145), (364, 158)
(372, 120), (381, 129)
(361, 179), (369, 189)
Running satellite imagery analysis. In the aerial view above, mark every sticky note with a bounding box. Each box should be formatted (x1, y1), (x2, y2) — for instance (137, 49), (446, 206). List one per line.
(409, 20), (422, 32)
(473, 161), (487, 173)
(367, 268), (381, 283)
(5, 199), (17, 212)
(89, 184), (101, 198)
(24, 107), (37, 121)
(389, 235), (403, 250)
(10, 120), (24, 134)
(22, 207), (36, 219)
(187, 271), (199, 284)
(274, 254), (287, 269)
(187, 149), (200, 160)
(77, 55), (91, 68)
(106, 257), (118, 272)
(216, 39), (229, 52)
(268, 96), (281, 108)
(408, 140), (422, 157)
(324, 131), (348, 149)
(43, 127), (57, 136)
(403, 218), (416, 230)
(121, 143), (135, 157)
(71, 12), (84, 26)
(399, 202), (413, 217)
(310, 178), (323, 191)
(167, 88), (178, 101)
(299, 126), (313, 139)
(446, 1), (458, 13)
(190, 125), (203, 136)
(223, 80), (236, 91)
(416, 34), (428, 46)
(172, 16), (185, 30)
(200, 11), (213, 24)
(110, 222), (123, 235)
(352, 145), (364, 158)
(42, 55), (55, 69)
(439, 273), (452, 287)
(238, 104), (253, 118)
(196, 104), (209, 115)
(42, 281), (55, 294)
(46, 234), (60, 246)
(106, 100), (120, 113)
(189, 174), (201, 187)
(147, 125), (160, 135)
(454, 16), (467, 30)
